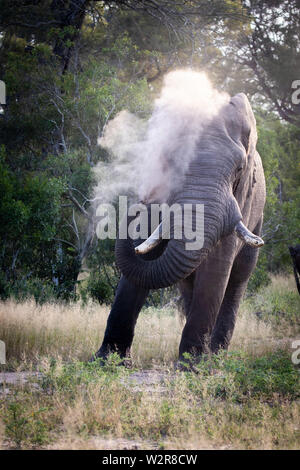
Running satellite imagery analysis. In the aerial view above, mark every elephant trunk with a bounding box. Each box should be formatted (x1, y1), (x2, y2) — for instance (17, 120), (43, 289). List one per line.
(115, 183), (244, 289)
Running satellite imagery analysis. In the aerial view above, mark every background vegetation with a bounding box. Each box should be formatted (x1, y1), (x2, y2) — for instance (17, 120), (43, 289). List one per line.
(0, 1), (299, 304)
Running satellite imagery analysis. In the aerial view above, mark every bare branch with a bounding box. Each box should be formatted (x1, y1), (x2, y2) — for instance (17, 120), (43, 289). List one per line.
(54, 238), (77, 250)
(66, 191), (92, 220)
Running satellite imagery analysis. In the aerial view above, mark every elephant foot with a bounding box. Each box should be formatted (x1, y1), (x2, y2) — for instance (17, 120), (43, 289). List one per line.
(210, 335), (231, 354)
(89, 343), (132, 368)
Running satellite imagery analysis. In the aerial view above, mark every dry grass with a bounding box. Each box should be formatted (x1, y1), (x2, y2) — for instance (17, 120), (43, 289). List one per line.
(0, 274), (299, 450)
(0, 298), (281, 369)
(0, 274), (298, 369)
(0, 298), (184, 368)
(231, 307), (280, 355)
(0, 300), (107, 366)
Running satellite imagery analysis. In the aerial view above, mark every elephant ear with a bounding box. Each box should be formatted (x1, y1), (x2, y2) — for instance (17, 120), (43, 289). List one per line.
(228, 93), (257, 156)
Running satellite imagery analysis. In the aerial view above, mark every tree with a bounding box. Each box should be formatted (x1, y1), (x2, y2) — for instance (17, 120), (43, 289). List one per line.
(222, 0), (300, 126)
(256, 113), (300, 271)
(0, 1), (248, 299)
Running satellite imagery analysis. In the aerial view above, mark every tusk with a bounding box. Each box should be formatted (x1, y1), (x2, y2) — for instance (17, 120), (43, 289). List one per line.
(135, 222), (166, 255)
(235, 221), (264, 247)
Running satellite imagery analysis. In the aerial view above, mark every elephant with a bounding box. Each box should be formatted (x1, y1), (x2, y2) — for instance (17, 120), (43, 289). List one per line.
(92, 92), (266, 364)
(289, 245), (300, 295)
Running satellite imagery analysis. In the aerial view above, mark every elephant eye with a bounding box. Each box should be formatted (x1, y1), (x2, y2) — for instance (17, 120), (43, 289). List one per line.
(234, 166), (243, 178)
(237, 156), (247, 173)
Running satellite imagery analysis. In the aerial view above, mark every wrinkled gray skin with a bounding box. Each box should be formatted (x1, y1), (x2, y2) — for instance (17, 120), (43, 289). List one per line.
(93, 93), (266, 362)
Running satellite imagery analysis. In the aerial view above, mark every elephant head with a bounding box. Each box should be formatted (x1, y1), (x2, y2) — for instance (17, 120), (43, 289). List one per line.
(115, 93), (264, 289)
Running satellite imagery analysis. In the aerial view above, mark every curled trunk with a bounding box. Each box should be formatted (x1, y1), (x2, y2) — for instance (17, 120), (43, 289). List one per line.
(116, 185), (242, 289)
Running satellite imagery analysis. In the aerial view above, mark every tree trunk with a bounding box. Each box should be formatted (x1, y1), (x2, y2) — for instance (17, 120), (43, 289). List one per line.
(51, 0), (90, 74)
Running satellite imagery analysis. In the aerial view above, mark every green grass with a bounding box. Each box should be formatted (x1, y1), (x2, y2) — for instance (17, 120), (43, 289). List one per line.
(185, 350), (299, 400)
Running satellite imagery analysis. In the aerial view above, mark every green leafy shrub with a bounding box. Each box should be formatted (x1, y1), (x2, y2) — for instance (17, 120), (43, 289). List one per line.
(3, 400), (49, 448)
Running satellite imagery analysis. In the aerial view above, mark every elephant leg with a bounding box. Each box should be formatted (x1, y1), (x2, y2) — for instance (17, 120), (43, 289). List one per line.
(92, 232), (167, 362)
(91, 275), (149, 360)
(178, 272), (195, 316)
(211, 221), (262, 353)
(179, 239), (236, 360)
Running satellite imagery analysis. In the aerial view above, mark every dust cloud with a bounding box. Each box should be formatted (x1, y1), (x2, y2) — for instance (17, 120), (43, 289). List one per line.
(93, 70), (229, 206)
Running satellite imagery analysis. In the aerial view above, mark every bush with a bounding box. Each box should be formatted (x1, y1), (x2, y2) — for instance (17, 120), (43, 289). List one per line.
(82, 267), (118, 304)
(246, 252), (271, 294)
(0, 278), (57, 304)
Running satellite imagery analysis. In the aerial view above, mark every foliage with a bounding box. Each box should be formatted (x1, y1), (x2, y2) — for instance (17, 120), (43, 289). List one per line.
(184, 350), (300, 401)
(244, 275), (300, 331)
(0, 8), (154, 300)
(0, 1), (299, 301)
(251, 113), (300, 287)
(3, 400), (49, 448)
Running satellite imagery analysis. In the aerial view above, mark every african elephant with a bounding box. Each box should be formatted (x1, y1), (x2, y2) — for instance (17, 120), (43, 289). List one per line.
(92, 92), (266, 363)
(289, 245), (300, 295)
